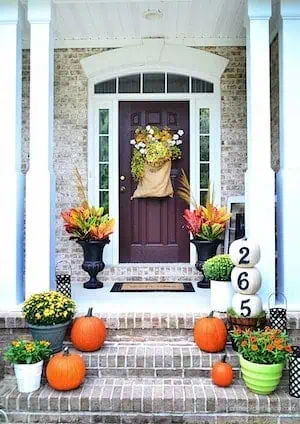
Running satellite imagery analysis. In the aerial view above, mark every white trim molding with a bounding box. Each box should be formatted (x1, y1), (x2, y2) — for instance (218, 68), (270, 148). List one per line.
(82, 42), (227, 265)
(81, 40), (229, 82)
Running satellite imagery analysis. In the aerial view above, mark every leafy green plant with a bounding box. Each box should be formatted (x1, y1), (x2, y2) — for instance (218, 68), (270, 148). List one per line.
(203, 255), (234, 281)
(23, 291), (76, 326)
(230, 327), (292, 364)
(4, 339), (52, 364)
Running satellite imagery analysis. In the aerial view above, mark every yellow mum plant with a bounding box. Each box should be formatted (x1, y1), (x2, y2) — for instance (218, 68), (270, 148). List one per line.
(22, 291), (76, 326)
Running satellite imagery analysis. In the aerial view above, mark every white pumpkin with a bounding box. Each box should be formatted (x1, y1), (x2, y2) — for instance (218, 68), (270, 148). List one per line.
(231, 266), (262, 295)
(229, 238), (261, 268)
(232, 293), (263, 318)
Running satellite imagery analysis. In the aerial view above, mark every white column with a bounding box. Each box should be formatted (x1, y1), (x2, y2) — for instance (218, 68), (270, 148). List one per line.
(0, 1), (24, 308)
(245, 0), (275, 305)
(277, 0), (300, 310)
(26, 0), (55, 298)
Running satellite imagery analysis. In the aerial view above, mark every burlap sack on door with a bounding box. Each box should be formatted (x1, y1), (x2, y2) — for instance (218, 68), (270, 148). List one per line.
(131, 161), (173, 199)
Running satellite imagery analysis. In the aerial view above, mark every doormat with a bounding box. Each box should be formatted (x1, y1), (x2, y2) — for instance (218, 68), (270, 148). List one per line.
(110, 282), (195, 292)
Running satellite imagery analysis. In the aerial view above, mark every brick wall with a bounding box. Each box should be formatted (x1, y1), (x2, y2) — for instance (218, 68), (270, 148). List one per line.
(21, 46), (247, 282)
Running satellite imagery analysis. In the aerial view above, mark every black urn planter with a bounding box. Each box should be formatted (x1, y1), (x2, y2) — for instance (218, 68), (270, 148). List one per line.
(190, 239), (222, 289)
(77, 239), (110, 289)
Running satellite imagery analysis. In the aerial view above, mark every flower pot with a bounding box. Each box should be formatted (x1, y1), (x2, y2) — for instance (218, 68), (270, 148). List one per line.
(190, 239), (222, 288)
(28, 320), (71, 353)
(14, 360), (43, 393)
(77, 239), (110, 289)
(211, 280), (233, 313)
(239, 356), (284, 394)
(227, 315), (266, 351)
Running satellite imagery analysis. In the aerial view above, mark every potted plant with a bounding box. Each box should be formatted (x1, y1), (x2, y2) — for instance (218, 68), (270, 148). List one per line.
(130, 125), (184, 198)
(203, 255), (234, 312)
(4, 339), (51, 393)
(61, 169), (115, 289)
(231, 327), (292, 394)
(227, 307), (267, 350)
(22, 291), (76, 353)
(177, 170), (231, 288)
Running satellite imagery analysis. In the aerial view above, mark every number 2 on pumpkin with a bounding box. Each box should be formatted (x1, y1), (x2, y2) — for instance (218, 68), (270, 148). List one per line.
(239, 247), (250, 265)
(240, 299), (251, 317)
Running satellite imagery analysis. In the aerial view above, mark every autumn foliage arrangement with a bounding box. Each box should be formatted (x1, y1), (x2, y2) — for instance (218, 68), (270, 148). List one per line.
(230, 327), (292, 365)
(177, 170), (231, 241)
(61, 168), (115, 241)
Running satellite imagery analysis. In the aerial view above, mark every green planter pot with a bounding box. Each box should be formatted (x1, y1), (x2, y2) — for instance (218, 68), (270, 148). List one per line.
(27, 320), (71, 353)
(240, 355), (284, 394)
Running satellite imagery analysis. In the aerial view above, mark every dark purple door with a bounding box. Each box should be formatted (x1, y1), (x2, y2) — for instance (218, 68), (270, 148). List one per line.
(119, 101), (190, 263)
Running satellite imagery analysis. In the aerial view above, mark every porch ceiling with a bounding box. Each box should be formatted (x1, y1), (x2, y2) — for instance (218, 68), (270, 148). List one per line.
(21, 0), (247, 47)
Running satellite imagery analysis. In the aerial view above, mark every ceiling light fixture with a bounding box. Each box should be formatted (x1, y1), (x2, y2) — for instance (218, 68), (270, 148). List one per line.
(143, 9), (163, 21)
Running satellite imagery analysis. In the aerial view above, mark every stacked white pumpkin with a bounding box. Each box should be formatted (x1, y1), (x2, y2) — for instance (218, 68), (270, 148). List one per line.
(229, 238), (263, 318)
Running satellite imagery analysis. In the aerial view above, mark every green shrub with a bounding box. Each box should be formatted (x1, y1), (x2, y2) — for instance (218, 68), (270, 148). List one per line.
(203, 254), (234, 281)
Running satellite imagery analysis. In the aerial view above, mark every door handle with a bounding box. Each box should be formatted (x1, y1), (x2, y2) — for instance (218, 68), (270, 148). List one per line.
(120, 186), (126, 193)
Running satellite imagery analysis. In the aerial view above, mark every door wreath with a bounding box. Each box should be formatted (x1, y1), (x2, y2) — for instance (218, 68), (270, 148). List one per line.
(130, 125), (184, 199)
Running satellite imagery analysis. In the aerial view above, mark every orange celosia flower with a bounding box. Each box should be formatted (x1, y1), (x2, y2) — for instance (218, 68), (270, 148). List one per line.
(241, 340), (247, 348)
(251, 344), (258, 352)
(276, 344), (284, 351)
(266, 344), (274, 352)
(250, 336), (257, 343)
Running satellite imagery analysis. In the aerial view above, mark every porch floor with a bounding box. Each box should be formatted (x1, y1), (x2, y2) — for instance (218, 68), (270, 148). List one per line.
(72, 283), (211, 314)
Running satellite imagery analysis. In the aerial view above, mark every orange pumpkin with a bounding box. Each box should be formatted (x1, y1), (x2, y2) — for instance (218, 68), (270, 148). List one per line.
(46, 347), (86, 391)
(194, 311), (227, 352)
(71, 307), (106, 352)
(212, 354), (234, 387)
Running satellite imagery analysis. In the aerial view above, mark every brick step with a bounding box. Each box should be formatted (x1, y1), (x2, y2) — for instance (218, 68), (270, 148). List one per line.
(4, 341), (290, 380)
(3, 342), (239, 379)
(71, 342), (240, 378)
(0, 376), (298, 424)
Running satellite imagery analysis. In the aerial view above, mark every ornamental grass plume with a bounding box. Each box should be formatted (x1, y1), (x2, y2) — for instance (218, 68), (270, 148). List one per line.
(178, 169), (231, 241)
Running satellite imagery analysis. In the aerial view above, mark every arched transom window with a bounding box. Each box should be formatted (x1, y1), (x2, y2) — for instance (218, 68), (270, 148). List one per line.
(94, 73), (214, 94)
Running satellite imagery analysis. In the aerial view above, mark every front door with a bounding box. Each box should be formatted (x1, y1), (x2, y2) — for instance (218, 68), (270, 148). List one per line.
(119, 101), (190, 263)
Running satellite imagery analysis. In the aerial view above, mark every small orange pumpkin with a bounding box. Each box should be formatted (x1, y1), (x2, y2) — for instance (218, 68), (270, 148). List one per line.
(71, 307), (106, 352)
(194, 311), (227, 352)
(212, 354), (234, 387)
(46, 347), (86, 391)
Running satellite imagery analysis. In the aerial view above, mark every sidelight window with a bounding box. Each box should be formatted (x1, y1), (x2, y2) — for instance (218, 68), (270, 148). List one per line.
(199, 108), (210, 205)
(98, 109), (109, 212)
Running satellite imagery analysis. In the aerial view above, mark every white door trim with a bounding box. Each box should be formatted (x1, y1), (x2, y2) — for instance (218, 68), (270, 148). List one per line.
(84, 44), (226, 266)
(89, 91), (221, 266)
